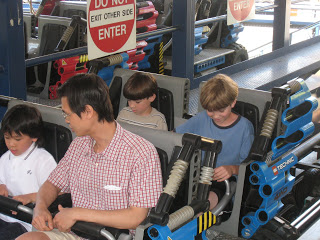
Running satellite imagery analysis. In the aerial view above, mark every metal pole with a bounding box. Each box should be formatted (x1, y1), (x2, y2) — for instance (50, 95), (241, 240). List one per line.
(172, 0), (195, 81)
(0, 0), (26, 119)
(273, 0), (291, 50)
(292, 198), (320, 233)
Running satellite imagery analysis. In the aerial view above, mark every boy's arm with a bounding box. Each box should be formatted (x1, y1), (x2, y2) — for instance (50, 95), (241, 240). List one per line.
(0, 184), (8, 197)
(213, 165), (239, 182)
(13, 193), (37, 205)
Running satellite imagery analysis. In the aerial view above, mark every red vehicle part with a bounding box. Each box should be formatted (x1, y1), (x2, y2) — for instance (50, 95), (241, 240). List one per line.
(136, 1), (158, 33)
(49, 55), (88, 99)
(126, 40), (148, 70)
(38, 0), (61, 16)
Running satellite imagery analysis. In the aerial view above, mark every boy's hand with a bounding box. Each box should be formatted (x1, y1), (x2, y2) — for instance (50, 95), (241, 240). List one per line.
(213, 165), (238, 182)
(32, 205), (54, 231)
(0, 184), (9, 197)
(13, 194), (33, 205)
(53, 205), (77, 232)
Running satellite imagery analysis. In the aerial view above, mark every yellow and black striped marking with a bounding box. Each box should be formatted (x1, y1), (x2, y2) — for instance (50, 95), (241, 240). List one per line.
(197, 211), (216, 234)
(79, 54), (88, 63)
(158, 41), (164, 75)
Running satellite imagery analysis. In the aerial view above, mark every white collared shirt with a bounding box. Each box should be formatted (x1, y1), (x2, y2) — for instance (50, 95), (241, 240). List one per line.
(0, 143), (57, 231)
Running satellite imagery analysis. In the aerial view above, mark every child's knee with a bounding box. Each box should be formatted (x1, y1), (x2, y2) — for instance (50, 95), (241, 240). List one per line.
(208, 191), (219, 210)
(17, 232), (50, 240)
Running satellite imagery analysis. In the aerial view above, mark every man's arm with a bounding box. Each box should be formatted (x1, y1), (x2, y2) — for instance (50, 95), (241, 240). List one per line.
(53, 205), (149, 232)
(32, 180), (61, 231)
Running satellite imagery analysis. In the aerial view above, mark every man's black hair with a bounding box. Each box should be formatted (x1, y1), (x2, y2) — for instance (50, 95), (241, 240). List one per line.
(57, 73), (114, 122)
(1, 104), (44, 147)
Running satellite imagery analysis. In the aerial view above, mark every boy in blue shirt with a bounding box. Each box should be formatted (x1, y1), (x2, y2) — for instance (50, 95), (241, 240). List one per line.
(175, 74), (254, 209)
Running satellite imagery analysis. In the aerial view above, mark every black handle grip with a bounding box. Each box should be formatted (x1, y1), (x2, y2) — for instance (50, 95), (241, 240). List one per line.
(72, 221), (106, 238)
(0, 195), (128, 239)
(71, 221), (129, 239)
(0, 195), (22, 210)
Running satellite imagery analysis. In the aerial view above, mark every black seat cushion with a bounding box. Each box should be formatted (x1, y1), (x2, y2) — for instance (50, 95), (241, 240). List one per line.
(109, 76), (123, 119)
(233, 101), (259, 135)
(0, 132), (7, 157)
(155, 147), (168, 186)
(43, 122), (72, 163)
(151, 87), (174, 131)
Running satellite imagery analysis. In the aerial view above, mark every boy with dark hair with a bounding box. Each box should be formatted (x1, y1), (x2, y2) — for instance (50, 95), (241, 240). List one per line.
(18, 73), (162, 240)
(117, 72), (168, 130)
(0, 104), (56, 239)
(175, 74), (254, 208)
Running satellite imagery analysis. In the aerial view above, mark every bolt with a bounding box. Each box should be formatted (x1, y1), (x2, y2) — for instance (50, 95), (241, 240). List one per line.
(149, 228), (159, 238)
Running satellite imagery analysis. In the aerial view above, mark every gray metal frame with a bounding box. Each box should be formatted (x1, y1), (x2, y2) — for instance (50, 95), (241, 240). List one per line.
(193, 35), (320, 90)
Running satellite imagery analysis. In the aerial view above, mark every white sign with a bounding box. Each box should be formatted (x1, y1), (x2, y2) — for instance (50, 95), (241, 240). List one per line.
(227, 0), (255, 25)
(87, 0), (136, 60)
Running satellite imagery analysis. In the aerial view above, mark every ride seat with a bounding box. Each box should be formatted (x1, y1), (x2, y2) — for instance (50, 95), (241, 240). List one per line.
(151, 88), (175, 131)
(111, 68), (190, 130)
(42, 122), (73, 163)
(0, 132), (6, 157)
(114, 84), (175, 131)
(233, 101), (259, 135)
(29, 23), (73, 87)
(109, 76), (123, 119)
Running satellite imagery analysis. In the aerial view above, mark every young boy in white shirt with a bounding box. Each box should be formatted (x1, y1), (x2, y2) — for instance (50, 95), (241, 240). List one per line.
(0, 104), (57, 240)
(117, 72), (168, 130)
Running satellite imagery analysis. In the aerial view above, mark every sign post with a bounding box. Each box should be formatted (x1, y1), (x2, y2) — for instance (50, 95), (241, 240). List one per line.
(227, 0), (255, 25)
(87, 0), (136, 60)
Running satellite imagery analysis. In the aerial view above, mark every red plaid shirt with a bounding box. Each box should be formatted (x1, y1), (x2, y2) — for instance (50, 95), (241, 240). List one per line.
(48, 122), (162, 237)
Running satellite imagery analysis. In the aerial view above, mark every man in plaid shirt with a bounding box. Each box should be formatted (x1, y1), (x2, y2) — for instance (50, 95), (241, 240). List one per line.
(18, 73), (163, 240)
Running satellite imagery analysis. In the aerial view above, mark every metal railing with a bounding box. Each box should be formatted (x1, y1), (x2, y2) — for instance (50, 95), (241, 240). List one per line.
(25, 0), (312, 68)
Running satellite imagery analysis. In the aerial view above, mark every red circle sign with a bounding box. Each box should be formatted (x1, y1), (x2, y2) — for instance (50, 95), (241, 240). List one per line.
(88, 0), (135, 53)
(229, 0), (254, 21)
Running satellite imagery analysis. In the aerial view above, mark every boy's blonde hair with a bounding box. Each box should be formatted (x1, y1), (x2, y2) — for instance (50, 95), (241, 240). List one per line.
(200, 74), (238, 111)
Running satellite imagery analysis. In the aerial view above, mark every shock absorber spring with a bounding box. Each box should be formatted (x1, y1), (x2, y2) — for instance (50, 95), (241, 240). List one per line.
(163, 160), (189, 197)
(287, 80), (301, 94)
(167, 206), (194, 231)
(260, 109), (278, 138)
(107, 54), (124, 66)
(61, 26), (75, 43)
(199, 166), (214, 185)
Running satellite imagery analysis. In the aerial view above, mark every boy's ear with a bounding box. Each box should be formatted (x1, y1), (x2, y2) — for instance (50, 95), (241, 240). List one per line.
(31, 138), (38, 143)
(148, 94), (156, 103)
(231, 99), (237, 108)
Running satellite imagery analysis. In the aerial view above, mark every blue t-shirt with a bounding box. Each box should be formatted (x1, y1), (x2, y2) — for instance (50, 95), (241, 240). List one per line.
(176, 111), (254, 168)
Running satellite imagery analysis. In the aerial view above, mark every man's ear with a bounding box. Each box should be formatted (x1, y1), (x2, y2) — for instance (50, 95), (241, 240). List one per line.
(83, 105), (95, 119)
(231, 99), (237, 108)
(31, 138), (38, 143)
(148, 94), (156, 103)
